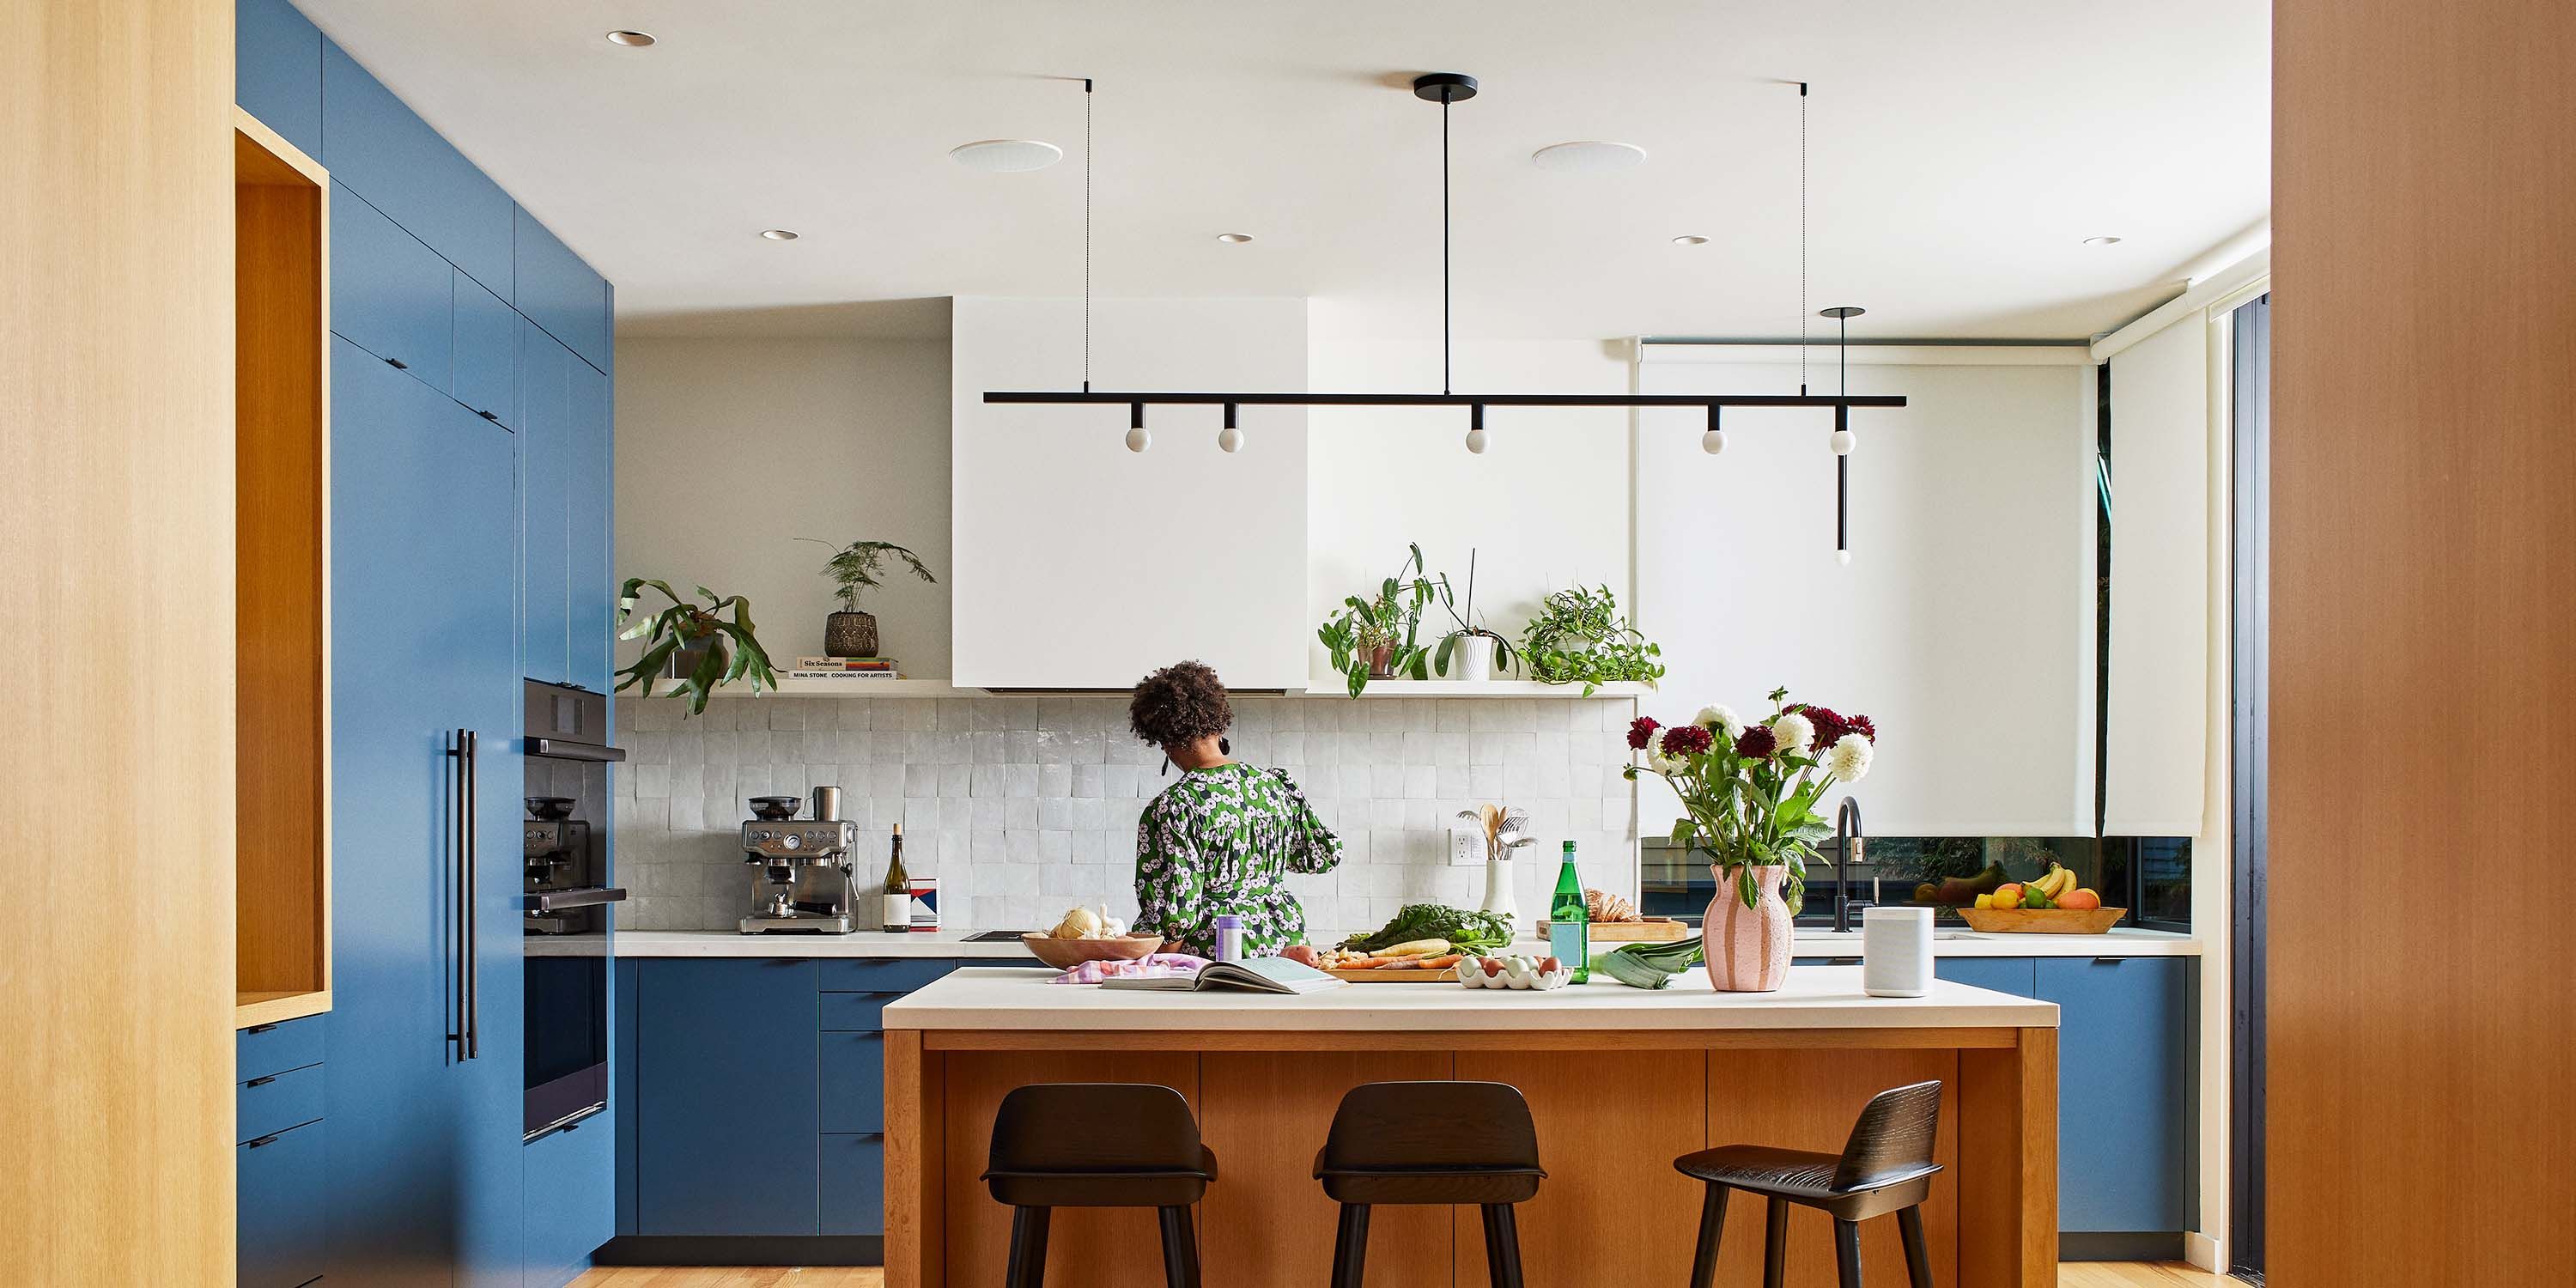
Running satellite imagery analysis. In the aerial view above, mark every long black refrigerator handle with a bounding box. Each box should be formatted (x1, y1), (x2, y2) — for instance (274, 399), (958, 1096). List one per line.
(464, 728), (480, 1060)
(447, 729), (467, 1060)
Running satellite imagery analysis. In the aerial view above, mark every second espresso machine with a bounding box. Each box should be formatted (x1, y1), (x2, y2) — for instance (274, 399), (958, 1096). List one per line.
(738, 785), (860, 933)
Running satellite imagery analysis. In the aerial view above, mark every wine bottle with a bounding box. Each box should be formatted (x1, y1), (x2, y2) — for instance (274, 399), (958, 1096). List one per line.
(1548, 840), (1589, 982)
(881, 823), (910, 933)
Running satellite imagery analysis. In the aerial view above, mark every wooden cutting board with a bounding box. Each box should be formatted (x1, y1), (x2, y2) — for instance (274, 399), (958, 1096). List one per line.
(1537, 917), (1692, 942)
(1324, 965), (1462, 983)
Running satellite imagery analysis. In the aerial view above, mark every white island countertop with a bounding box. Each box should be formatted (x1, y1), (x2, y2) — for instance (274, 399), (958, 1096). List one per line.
(882, 964), (2057, 1032)
(566, 925), (2197, 959)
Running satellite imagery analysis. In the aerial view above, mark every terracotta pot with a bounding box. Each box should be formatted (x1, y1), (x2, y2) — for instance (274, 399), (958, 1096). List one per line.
(1704, 863), (1795, 993)
(825, 611), (879, 659)
(1366, 641), (1397, 678)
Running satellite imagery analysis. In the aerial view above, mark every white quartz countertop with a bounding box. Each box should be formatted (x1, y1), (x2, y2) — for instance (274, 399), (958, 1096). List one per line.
(883, 964), (2057, 1032)
(564, 926), (2198, 959)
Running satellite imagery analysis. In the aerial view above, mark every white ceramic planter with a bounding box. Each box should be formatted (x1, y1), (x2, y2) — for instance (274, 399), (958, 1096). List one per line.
(1451, 632), (1497, 682)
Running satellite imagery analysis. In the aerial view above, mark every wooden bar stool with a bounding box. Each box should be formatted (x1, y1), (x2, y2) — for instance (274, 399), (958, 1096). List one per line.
(1314, 1081), (1546, 1288)
(1673, 1079), (1943, 1288)
(981, 1084), (1218, 1288)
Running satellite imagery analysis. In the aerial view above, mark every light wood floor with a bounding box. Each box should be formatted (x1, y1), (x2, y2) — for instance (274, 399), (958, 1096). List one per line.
(572, 1262), (2237, 1287)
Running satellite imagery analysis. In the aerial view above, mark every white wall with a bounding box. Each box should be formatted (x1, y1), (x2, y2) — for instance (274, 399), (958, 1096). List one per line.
(615, 335), (955, 675)
(1306, 319), (1636, 686)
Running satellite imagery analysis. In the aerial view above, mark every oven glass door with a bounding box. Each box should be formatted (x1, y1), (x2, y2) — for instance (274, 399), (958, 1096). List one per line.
(524, 949), (607, 1138)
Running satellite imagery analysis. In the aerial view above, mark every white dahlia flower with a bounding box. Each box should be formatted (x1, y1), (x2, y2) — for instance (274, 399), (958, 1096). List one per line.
(1695, 704), (1743, 738)
(1771, 711), (1816, 756)
(1644, 726), (1684, 773)
(1825, 732), (1874, 783)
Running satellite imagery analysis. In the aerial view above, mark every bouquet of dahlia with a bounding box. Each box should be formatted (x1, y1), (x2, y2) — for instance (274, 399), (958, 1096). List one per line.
(1621, 687), (1879, 914)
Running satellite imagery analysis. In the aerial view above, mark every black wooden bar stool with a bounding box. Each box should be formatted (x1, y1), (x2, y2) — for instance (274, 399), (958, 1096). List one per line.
(1314, 1081), (1546, 1288)
(981, 1084), (1218, 1288)
(1674, 1079), (1943, 1288)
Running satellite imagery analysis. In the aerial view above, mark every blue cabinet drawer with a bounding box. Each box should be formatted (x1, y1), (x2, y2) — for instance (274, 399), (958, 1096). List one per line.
(237, 1062), (325, 1145)
(817, 957), (956, 993)
(819, 1133), (887, 1236)
(237, 1015), (325, 1082)
(525, 1115), (615, 1286)
(238, 1118), (327, 1288)
(331, 184), (453, 390)
(818, 992), (905, 1031)
(1935, 956), (2039, 998)
(2038, 957), (2190, 1232)
(452, 270), (518, 428)
(819, 1031), (886, 1134)
(323, 39), (514, 297)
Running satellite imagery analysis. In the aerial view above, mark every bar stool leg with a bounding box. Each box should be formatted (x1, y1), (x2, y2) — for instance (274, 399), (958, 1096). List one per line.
(1897, 1205), (1933, 1288)
(1157, 1206), (1200, 1288)
(1005, 1206), (1051, 1288)
(1761, 1197), (1790, 1288)
(1687, 1182), (1730, 1288)
(1833, 1218), (1864, 1288)
(1479, 1203), (1526, 1288)
(1329, 1203), (1370, 1288)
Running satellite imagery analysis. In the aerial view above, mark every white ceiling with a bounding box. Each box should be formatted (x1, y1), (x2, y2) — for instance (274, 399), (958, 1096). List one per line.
(294, 0), (2269, 343)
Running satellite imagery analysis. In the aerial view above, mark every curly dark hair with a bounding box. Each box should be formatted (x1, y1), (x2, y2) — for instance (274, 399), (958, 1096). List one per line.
(1127, 660), (1232, 749)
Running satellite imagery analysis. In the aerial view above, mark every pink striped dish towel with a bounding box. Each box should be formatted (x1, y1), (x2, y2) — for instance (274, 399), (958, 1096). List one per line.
(1048, 953), (1210, 984)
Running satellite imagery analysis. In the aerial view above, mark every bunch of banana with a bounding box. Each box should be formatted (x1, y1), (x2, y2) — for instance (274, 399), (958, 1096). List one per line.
(1973, 863), (2099, 911)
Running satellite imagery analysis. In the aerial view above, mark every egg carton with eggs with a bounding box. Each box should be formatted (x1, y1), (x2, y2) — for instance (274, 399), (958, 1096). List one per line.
(1456, 954), (1573, 991)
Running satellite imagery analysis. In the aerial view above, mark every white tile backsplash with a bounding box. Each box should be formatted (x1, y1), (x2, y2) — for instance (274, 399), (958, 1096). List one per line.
(611, 693), (1638, 933)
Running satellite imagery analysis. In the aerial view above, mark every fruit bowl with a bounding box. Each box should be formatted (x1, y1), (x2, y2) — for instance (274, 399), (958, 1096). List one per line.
(1957, 907), (2127, 934)
(1020, 933), (1166, 970)
(1457, 958), (1573, 991)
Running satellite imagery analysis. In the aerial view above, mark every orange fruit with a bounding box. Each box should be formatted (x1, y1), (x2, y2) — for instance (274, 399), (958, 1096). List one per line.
(2059, 889), (2101, 911)
(1993, 884), (2023, 906)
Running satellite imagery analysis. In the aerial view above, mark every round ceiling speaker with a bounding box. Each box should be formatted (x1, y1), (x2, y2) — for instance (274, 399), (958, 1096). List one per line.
(949, 139), (1065, 173)
(1531, 141), (1647, 173)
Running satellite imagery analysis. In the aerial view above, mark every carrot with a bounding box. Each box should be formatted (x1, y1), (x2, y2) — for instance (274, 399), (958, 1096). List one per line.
(1418, 954), (1463, 969)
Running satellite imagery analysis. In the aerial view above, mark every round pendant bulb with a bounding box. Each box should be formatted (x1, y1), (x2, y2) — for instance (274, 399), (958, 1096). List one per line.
(1837, 548), (1854, 567)
(1218, 425), (1243, 453)
(1464, 426), (1489, 454)
(1831, 428), (1856, 456)
(1125, 425), (1151, 453)
(1702, 428), (1727, 455)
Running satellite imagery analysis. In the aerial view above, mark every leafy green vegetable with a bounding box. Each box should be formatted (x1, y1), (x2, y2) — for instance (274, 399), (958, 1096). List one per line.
(1338, 903), (1516, 954)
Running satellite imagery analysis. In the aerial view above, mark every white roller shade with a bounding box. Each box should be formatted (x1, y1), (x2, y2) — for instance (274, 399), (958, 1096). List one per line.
(1635, 353), (2098, 837)
(2102, 319), (2210, 835)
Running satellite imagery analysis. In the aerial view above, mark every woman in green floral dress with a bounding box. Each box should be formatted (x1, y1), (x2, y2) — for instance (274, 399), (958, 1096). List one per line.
(1127, 660), (1342, 957)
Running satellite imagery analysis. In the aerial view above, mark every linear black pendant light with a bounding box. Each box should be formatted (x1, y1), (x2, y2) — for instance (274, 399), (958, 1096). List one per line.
(986, 73), (1905, 513)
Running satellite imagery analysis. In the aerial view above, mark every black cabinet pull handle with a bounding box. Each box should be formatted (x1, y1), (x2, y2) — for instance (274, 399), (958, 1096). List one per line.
(2094, 957), (2123, 964)
(386, 356), (409, 370)
(477, 409), (499, 421)
(464, 729), (480, 1060)
(245, 1075), (278, 1088)
(246, 1133), (283, 1149)
(1827, 957), (1862, 966)
(245, 1023), (278, 1035)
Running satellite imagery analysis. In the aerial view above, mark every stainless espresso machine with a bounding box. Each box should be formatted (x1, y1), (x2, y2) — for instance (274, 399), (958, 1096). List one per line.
(738, 786), (860, 933)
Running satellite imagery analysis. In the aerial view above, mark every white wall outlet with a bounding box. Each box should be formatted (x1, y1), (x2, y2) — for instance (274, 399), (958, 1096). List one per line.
(1448, 827), (1486, 867)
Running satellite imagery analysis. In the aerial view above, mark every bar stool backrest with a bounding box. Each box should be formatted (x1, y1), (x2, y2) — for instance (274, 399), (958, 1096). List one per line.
(989, 1083), (1204, 1175)
(1829, 1079), (1943, 1193)
(1322, 1081), (1540, 1173)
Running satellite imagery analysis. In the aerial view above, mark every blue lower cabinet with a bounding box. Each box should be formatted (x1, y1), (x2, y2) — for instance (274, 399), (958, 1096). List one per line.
(634, 959), (821, 1236)
(1934, 955), (2039, 998)
(2040, 957), (2190, 1234)
(239, 1118), (327, 1288)
(820, 1134), (889, 1236)
(820, 1031), (888, 1134)
(819, 958), (958, 993)
(238, 1014), (326, 1082)
(526, 1116), (617, 1287)
(237, 1063), (325, 1143)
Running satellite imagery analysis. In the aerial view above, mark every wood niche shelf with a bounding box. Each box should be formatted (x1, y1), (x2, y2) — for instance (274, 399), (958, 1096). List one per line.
(234, 108), (333, 1029)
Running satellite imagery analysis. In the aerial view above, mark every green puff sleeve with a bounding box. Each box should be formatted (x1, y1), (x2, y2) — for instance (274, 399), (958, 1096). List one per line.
(1133, 796), (1203, 946)
(1266, 768), (1345, 876)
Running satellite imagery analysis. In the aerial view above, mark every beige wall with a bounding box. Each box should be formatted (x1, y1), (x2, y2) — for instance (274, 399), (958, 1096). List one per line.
(0, 0), (238, 1279)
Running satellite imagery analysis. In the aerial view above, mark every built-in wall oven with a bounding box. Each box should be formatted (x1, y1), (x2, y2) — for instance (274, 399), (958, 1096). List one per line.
(523, 680), (626, 1139)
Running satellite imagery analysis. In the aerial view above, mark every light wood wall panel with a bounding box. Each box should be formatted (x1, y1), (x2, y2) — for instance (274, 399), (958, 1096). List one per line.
(1452, 1050), (1708, 1288)
(2271, 2), (2576, 1284)
(1198, 1051), (1453, 1288)
(0, 0), (237, 1281)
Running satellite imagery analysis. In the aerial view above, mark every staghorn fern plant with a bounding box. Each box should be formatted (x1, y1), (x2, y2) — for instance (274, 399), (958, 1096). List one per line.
(614, 579), (780, 716)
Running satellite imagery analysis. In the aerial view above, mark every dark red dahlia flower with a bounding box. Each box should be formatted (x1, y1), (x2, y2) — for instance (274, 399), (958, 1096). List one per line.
(1626, 716), (1662, 750)
(1799, 704), (1850, 747)
(1845, 714), (1876, 742)
(1660, 724), (1714, 756)
(1734, 724), (1778, 757)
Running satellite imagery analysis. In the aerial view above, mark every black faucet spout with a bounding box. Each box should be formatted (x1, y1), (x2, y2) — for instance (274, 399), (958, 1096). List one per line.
(1832, 797), (1867, 933)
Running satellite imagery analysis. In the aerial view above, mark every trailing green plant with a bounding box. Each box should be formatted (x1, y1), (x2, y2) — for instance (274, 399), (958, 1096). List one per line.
(1316, 544), (1441, 697)
(614, 579), (780, 717)
(801, 538), (936, 614)
(1429, 547), (1519, 677)
(1519, 584), (1666, 695)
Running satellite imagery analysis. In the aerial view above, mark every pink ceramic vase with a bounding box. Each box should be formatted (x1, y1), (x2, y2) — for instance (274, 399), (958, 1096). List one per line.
(1704, 863), (1794, 993)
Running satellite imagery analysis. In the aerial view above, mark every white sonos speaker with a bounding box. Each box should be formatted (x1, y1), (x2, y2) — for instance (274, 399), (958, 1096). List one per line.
(1862, 906), (1935, 997)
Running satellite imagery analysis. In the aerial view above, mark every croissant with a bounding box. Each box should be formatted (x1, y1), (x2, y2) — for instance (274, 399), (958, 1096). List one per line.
(1583, 888), (1640, 923)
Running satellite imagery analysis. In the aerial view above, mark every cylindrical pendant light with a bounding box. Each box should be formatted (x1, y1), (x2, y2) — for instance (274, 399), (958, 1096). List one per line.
(1820, 306), (1866, 564)
(1218, 403), (1242, 453)
(1464, 403), (1488, 454)
(1125, 401), (1149, 453)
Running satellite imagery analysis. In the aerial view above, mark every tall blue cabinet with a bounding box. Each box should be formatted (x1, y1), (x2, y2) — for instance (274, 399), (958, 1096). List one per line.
(237, 2), (618, 1285)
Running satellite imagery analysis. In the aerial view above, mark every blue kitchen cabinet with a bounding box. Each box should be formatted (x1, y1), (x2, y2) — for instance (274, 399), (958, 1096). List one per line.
(515, 206), (613, 370)
(323, 39), (515, 298)
(526, 1113), (617, 1287)
(453, 270), (519, 428)
(2040, 957), (2190, 1234)
(331, 184), (453, 391)
(614, 956), (641, 1237)
(1934, 955), (2038, 998)
(634, 959), (822, 1236)
(235, 0), (321, 157)
(820, 1134), (889, 1236)
(568, 356), (612, 690)
(819, 1031), (888, 1134)
(519, 321), (573, 684)
(325, 336), (525, 1286)
(240, 1118), (329, 1288)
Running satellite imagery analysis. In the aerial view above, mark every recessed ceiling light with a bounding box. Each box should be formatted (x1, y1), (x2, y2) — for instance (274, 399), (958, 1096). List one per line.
(1531, 141), (1647, 173)
(758, 228), (799, 241)
(605, 30), (655, 47)
(2082, 235), (2124, 246)
(1215, 233), (1254, 245)
(949, 139), (1065, 173)
(1672, 234), (1709, 246)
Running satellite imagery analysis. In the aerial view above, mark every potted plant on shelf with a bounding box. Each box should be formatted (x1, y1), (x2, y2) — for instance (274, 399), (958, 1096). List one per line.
(1431, 549), (1517, 683)
(613, 578), (781, 717)
(802, 538), (937, 659)
(1518, 584), (1666, 694)
(1316, 544), (1440, 697)
(1623, 690), (1879, 992)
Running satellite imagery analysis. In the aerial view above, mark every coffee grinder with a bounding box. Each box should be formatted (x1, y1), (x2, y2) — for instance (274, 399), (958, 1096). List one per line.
(737, 787), (860, 933)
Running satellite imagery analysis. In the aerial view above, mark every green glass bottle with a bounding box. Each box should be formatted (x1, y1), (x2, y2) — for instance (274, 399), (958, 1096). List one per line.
(1548, 840), (1589, 982)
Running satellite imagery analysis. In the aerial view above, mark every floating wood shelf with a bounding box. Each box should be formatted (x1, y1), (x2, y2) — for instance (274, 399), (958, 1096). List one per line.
(1321, 680), (1653, 699)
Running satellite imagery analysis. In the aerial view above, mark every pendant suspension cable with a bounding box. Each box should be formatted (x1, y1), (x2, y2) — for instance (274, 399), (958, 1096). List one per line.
(1082, 78), (1094, 393)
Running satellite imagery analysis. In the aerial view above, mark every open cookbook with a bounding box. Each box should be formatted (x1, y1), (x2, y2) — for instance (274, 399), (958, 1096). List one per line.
(1100, 956), (1346, 994)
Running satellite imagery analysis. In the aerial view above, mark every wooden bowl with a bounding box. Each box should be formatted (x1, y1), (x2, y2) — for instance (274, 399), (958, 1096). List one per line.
(1957, 907), (2127, 934)
(1019, 933), (1166, 969)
